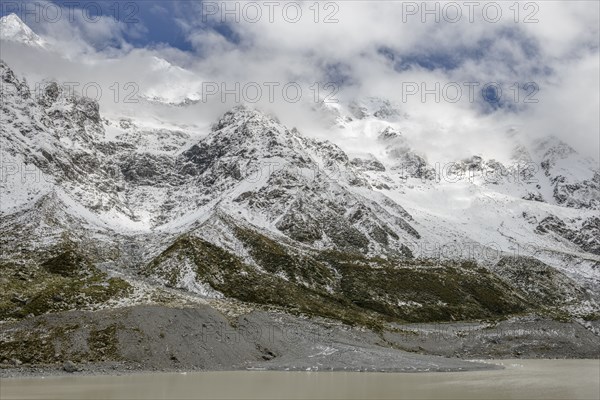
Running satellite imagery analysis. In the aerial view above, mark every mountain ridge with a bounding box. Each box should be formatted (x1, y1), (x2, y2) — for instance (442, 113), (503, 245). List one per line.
(1, 59), (599, 330)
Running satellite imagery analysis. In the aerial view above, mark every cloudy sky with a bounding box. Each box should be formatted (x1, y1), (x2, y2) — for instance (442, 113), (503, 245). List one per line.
(1, 0), (599, 162)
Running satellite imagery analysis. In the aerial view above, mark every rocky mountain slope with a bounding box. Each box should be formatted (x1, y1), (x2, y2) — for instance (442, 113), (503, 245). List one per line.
(2, 56), (599, 328)
(1, 13), (599, 377)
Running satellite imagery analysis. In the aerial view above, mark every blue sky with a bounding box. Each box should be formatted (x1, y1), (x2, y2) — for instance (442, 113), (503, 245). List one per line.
(0, 0), (255, 53)
(1, 1), (199, 50)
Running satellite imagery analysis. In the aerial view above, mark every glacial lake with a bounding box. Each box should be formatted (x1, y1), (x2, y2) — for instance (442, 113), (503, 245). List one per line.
(1, 359), (599, 400)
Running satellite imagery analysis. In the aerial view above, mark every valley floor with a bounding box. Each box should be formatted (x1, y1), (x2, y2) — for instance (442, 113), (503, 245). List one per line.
(1, 304), (598, 378)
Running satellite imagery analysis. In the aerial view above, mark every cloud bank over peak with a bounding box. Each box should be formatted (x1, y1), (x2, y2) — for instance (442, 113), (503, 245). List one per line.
(0, 1), (598, 163)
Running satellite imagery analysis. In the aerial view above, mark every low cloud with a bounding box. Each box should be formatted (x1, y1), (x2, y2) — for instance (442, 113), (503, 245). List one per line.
(2, 0), (598, 163)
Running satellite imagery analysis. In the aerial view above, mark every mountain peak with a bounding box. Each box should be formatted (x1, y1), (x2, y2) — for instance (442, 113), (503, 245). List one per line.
(0, 13), (23, 25)
(210, 106), (285, 136)
(534, 136), (576, 159)
(0, 13), (45, 47)
(378, 126), (403, 142)
(349, 97), (402, 120)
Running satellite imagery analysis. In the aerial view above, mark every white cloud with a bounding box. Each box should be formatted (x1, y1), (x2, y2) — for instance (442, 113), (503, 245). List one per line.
(1, 0), (598, 162)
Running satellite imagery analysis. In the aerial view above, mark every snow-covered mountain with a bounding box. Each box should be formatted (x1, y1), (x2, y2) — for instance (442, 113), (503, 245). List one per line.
(0, 14), (208, 108)
(1, 54), (599, 326)
(0, 13), (46, 48)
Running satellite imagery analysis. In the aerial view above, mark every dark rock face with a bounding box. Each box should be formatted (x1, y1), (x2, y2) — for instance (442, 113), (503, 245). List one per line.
(120, 154), (175, 185)
(38, 82), (60, 107)
(351, 157), (386, 172)
(377, 127), (436, 181)
(551, 172), (600, 210)
(493, 256), (589, 309)
(391, 152), (436, 181)
(523, 192), (544, 202)
(275, 212), (323, 243)
(536, 215), (600, 255)
(537, 138), (600, 210)
(181, 143), (224, 176)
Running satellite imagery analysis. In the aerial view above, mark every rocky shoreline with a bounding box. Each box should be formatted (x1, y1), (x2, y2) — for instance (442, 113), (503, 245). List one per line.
(1, 305), (598, 379)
